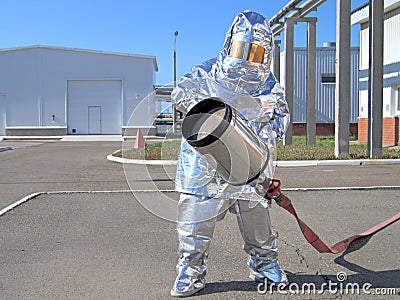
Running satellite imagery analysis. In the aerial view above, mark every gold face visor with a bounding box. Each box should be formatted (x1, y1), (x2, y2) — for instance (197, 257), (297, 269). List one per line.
(228, 41), (265, 63)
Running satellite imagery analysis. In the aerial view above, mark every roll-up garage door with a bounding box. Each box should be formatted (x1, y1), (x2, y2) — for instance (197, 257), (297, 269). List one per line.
(67, 80), (122, 134)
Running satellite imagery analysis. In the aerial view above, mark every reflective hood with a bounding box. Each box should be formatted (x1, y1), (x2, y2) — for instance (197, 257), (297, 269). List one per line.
(216, 11), (273, 85)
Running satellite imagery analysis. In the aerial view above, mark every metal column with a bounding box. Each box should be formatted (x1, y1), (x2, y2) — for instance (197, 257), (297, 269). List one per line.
(284, 18), (294, 146)
(172, 31), (179, 133)
(273, 40), (281, 82)
(368, 0), (384, 158)
(306, 19), (317, 145)
(335, 0), (351, 158)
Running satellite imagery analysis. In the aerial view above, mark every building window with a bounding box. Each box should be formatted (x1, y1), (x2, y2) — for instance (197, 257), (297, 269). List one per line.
(321, 73), (336, 84)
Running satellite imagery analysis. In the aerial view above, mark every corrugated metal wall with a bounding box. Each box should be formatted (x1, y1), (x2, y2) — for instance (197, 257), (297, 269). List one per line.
(290, 47), (359, 123)
(350, 48), (360, 122)
(384, 6), (400, 66)
(357, 5), (400, 119)
(360, 6), (400, 69)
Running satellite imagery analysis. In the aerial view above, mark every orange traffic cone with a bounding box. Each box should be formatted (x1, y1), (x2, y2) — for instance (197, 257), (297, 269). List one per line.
(133, 128), (146, 149)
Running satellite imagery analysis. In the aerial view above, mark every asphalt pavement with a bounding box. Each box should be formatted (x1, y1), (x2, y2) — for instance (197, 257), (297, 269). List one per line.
(0, 140), (399, 299)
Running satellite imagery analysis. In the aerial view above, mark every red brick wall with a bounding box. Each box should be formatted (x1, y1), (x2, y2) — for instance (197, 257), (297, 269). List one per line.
(358, 118), (368, 142)
(292, 123), (358, 136)
(358, 117), (399, 146)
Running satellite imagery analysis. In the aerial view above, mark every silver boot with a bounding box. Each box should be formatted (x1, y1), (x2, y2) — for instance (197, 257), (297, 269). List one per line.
(171, 263), (206, 297)
(248, 257), (288, 284)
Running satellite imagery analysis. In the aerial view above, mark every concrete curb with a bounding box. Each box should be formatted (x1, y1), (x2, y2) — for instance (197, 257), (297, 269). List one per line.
(107, 154), (400, 167)
(275, 159), (400, 167)
(107, 154), (177, 165)
(0, 147), (12, 152)
(0, 135), (182, 142)
(2, 136), (62, 141)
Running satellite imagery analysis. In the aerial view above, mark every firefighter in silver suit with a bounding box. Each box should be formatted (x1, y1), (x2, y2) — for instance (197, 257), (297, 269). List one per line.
(170, 10), (290, 297)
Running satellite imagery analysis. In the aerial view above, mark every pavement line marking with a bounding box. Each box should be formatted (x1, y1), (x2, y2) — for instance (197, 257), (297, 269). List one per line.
(0, 190), (177, 217)
(108, 154), (400, 167)
(2, 186), (400, 217)
(283, 186), (400, 191)
(0, 192), (42, 216)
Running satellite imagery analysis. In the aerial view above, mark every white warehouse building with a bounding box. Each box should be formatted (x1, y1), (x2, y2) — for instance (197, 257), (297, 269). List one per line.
(0, 45), (158, 136)
(352, 0), (400, 146)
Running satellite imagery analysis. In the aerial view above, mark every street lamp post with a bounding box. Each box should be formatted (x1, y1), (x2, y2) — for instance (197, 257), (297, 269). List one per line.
(172, 30), (179, 133)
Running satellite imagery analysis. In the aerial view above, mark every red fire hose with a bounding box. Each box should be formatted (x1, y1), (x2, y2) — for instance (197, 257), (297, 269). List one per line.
(265, 179), (400, 254)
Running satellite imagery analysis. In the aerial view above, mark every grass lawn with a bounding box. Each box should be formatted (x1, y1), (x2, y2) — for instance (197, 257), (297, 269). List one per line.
(113, 136), (400, 161)
(277, 136), (400, 160)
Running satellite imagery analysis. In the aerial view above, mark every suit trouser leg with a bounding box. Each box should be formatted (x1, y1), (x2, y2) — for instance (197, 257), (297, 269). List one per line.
(172, 193), (228, 295)
(235, 200), (288, 283)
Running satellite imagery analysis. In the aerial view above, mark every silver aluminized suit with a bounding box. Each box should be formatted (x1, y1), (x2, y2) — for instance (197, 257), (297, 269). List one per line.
(171, 11), (290, 297)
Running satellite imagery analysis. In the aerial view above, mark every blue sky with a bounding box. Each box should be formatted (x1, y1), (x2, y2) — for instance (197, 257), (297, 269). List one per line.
(1, 0), (366, 85)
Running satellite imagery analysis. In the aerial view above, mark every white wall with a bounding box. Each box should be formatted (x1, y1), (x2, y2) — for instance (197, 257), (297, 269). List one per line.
(0, 49), (40, 126)
(358, 6), (400, 118)
(0, 94), (6, 134)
